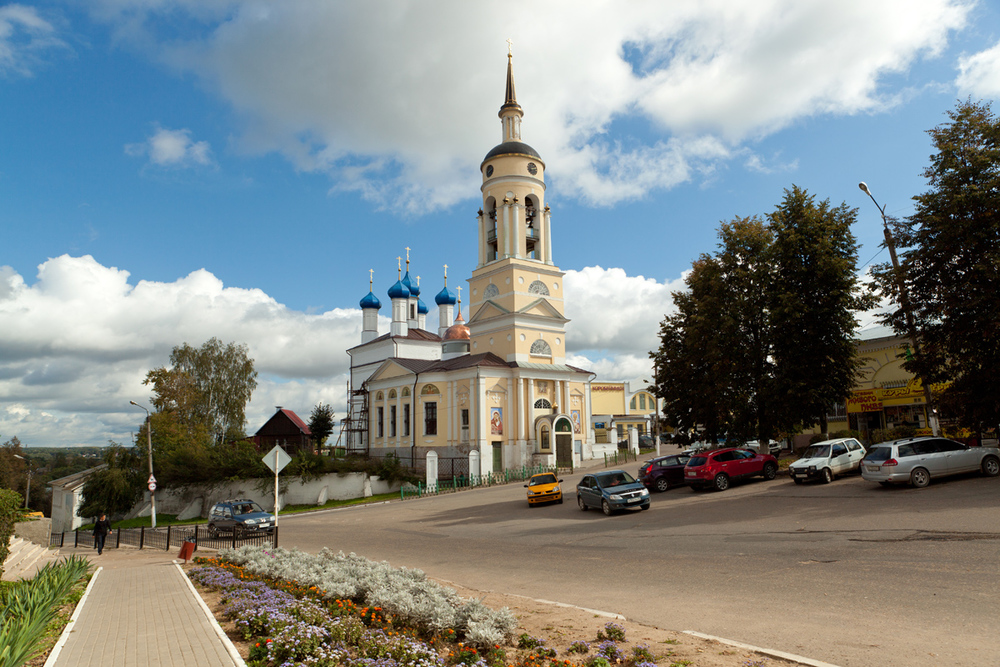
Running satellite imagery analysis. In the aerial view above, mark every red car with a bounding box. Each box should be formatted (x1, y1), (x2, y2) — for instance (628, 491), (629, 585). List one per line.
(685, 448), (779, 491)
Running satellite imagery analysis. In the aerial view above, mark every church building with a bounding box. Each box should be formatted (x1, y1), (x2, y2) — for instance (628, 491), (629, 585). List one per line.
(345, 53), (603, 475)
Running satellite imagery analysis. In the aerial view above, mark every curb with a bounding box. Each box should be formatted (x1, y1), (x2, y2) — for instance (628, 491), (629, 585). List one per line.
(175, 562), (247, 666)
(43, 566), (103, 667)
(682, 630), (842, 667)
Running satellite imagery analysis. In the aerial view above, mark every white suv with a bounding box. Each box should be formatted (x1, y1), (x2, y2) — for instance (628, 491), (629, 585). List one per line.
(789, 437), (866, 484)
(861, 437), (1000, 488)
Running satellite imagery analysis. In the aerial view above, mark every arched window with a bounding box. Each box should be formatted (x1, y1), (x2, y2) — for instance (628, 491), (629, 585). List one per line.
(539, 425), (551, 451)
(534, 398), (551, 409)
(388, 389), (397, 399)
(421, 384), (440, 395)
(530, 339), (552, 356)
(630, 397), (636, 409)
(484, 283), (500, 299)
(528, 280), (549, 295)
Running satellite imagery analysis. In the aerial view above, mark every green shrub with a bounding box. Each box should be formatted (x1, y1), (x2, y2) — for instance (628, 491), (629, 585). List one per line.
(0, 489), (22, 577)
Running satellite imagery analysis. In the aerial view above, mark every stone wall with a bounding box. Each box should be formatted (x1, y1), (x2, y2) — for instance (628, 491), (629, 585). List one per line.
(14, 518), (52, 547)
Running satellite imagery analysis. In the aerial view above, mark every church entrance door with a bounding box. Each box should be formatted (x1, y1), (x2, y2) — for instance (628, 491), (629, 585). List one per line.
(554, 417), (573, 468)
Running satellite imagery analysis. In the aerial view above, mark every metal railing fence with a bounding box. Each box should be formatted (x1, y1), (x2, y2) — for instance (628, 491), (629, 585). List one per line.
(400, 462), (573, 500)
(50, 524), (279, 552)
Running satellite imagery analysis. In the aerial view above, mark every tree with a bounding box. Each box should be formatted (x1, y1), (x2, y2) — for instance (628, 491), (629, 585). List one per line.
(78, 444), (145, 520)
(769, 186), (874, 435)
(145, 338), (258, 443)
(309, 403), (336, 451)
(0, 436), (25, 492)
(874, 100), (1000, 434)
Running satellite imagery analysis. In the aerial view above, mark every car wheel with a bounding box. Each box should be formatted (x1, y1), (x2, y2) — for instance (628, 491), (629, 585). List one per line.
(578, 495), (588, 511)
(821, 468), (834, 484)
(640, 503), (650, 510)
(982, 456), (1000, 477)
(654, 477), (670, 492)
(713, 474), (730, 491)
(792, 477), (804, 485)
(602, 500), (613, 516)
(763, 463), (778, 480)
(558, 497), (564, 504)
(910, 467), (931, 488)
(528, 501), (535, 508)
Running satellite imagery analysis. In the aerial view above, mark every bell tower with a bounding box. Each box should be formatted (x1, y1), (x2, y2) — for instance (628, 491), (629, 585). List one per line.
(468, 50), (568, 365)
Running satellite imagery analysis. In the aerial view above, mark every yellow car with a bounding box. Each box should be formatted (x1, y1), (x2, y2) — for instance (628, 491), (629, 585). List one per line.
(525, 472), (564, 506)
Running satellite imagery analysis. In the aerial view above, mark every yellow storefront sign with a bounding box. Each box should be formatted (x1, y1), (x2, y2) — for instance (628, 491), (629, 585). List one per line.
(847, 389), (881, 413)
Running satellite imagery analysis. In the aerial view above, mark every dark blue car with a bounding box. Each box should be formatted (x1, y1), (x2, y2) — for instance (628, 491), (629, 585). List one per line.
(577, 470), (650, 515)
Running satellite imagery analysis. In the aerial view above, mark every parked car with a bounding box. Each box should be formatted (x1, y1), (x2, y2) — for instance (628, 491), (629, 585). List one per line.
(860, 437), (1000, 488)
(789, 437), (867, 484)
(524, 472), (563, 506)
(685, 448), (779, 491)
(638, 454), (692, 492)
(577, 470), (650, 515)
(680, 440), (713, 456)
(743, 440), (782, 456)
(207, 499), (275, 537)
(618, 434), (656, 450)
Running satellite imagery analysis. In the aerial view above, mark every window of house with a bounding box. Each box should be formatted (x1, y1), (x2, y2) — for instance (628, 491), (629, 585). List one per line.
(424, 402), (437, 435)
(630, 397), (636, 409)
(530, 339), (551, 356)
(640, 394), (647, 409)
(403, 404), (410, 436)
(540, 426), (550, 451)
(376, 407), (384, 438)
(534, 398), (551, 409)
(461, 409), (469, 427)
(390, 405), (397, 437)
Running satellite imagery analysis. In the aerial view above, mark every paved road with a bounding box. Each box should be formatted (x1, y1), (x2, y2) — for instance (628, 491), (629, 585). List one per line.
(277, 461), (1000, 667)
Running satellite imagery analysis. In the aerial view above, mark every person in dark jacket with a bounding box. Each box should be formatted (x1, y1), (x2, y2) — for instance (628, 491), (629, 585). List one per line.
(93, 514), (112, 555)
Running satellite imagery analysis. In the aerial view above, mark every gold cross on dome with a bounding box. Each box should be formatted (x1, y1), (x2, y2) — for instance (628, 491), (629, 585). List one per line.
(443, 264), (448, 285)
(369, 268), (374, 289)
(507, 38), (513, 56)
(456, 286), (462, 301)
(416, 275), (420, 287)
(396, 256), (402, 277)
(405, 247), (410, 268)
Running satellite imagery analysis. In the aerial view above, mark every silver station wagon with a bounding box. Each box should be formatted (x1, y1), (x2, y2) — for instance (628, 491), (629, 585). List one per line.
(861, 437), (1000, 488)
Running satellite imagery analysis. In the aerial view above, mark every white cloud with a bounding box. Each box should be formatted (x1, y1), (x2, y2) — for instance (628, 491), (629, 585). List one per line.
(85, 0), (969, 210)
(0, 4), (68, 78)
(0, 257), (683, 447)
(125, 126), (214, 168)
(957, 41), (1000, 97)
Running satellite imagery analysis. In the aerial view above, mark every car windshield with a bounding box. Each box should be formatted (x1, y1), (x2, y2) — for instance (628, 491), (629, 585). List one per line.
(802, 445), (831, 459)
(863, 447), (892, 463)
(687, 456), (707, 467)
(529, 474), (557, 486)
(596, 471), (636, 487)
(233, 502), (264, 516)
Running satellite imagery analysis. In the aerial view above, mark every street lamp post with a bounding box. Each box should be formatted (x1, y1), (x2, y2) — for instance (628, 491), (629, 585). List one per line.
(858, 182), (940, 436)
(12, 454), (31, 509)
(129, 400), (157, 528)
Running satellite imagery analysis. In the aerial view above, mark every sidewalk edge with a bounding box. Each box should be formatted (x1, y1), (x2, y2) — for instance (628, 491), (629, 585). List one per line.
(43, 566), (103, 667)
(682, 630), (842, 667)
(175, 562), (247, 667)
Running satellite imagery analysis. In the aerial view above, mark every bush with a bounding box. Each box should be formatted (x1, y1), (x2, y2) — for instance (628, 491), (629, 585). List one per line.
(0, 489), (22, 577)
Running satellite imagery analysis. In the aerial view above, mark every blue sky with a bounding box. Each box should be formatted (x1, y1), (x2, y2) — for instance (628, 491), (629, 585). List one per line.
(3, 1), (999, 447)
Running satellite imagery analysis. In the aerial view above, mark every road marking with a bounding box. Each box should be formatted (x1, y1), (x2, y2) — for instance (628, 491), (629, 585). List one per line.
(682, 630), (842, 667)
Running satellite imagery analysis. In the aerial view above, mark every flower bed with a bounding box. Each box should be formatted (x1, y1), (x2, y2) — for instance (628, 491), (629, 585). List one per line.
(190, 547), (675, 667)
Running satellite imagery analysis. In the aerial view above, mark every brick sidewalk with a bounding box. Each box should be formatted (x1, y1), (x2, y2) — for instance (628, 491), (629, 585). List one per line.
(47, 547), (242, 667)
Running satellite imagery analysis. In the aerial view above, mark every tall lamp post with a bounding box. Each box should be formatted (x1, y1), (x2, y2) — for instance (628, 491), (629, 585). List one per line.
(12, 454), (32, 509)
(858, 182), (940, 436)
(129, 400), (157, 528)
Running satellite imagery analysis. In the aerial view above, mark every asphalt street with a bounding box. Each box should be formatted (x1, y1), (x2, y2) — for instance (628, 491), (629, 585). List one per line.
(276, 458), (1000, 667)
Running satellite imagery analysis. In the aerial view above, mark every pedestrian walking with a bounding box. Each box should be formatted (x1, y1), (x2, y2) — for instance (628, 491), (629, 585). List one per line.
(93, 514), (112, 555)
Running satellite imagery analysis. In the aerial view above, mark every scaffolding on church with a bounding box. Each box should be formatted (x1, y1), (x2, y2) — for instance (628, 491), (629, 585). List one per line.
(340, 379), (370, 456)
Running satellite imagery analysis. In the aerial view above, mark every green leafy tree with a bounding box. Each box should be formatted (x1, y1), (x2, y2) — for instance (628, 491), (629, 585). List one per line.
(873, 100), (1000, 433)
(78, 444), (145, 520)
(309, 403), (336, 451)
(0, 436), (25, 491)
(145, 338), (258, 444)
(769, 186), (875, 435)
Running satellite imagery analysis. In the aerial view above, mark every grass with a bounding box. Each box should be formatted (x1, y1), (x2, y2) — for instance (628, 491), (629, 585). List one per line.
(78, 493), (400, 530)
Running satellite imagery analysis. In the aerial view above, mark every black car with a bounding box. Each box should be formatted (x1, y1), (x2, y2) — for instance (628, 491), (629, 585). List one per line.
(207, 499), (275, 537)
(638, 454), (692, 492)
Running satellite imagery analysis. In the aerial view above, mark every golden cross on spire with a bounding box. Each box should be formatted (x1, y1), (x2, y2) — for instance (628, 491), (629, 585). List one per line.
(396, 256), (402, 278)
(416, 275), (420, 287)
(507, 38), (513, 56)
(405, 247), (410, 269)
(368, 268), (374, 290)
(443, 264), (448, 286)
(456, 286), (462, 301)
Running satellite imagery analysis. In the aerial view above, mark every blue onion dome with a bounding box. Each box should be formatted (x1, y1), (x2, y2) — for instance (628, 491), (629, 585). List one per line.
(417, 299), (429, 315)
(388, 279), (410, 299)
(435, 285), (458, 306)
(359, 290), (382, 310)
(402, 271), (420, 296)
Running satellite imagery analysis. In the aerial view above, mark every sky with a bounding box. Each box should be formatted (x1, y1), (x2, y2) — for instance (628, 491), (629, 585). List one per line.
(3, 0), (1000, 448)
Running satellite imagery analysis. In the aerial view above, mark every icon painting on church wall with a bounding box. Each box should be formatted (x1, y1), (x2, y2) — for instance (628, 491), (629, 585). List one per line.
(571, 410), (581, 434)
(491, 408), (503, 435)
